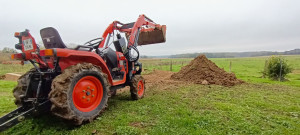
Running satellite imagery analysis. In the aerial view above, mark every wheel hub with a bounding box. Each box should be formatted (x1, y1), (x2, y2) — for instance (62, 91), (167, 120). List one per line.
(72, 76), (103, 112)
(86, 91), (91, 96)
(137, 80), (144, 97)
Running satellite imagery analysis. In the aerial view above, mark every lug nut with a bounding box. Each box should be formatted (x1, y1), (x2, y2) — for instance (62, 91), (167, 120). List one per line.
(87, 86), (90, 89)
(86, 91), (91, 96)
(83, 90), (86, 92)
(87, 98), (90, 101)
(91, 89), (94, 91)
(82, 96), (86, 99)
(92, 95), (95, 97)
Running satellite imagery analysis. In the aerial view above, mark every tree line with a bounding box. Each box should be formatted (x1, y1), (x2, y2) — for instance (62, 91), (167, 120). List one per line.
(168, 49), (300, 58)
(1, 47), (17, 53)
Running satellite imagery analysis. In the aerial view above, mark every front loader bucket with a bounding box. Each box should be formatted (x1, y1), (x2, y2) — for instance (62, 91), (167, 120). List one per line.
(138, 25), (166, 45)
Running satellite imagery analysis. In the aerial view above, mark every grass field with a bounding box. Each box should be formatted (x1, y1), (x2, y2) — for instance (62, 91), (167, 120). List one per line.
(141, 55), (300, 87)
(0, 64), (32, 75)
(0, 55), (300, 134)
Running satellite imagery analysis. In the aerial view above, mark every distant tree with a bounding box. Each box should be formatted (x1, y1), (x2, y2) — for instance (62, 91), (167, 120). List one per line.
(262, 56), (292, 81)
(140, 55), (148, 58)
(1, 47), (17, 53)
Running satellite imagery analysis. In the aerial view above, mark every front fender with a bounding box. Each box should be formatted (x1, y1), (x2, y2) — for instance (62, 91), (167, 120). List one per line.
(55, 48), (113, 85)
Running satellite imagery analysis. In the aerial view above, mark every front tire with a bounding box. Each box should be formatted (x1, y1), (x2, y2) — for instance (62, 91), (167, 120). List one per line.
(130, 75), (145, 100)
(49, 63), (110, 125)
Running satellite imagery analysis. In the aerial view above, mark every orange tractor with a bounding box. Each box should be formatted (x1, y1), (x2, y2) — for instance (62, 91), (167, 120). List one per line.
(0, 14), (166, 131)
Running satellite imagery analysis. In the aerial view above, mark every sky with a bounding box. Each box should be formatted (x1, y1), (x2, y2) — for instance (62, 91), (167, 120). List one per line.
(0, 0), (299, 56)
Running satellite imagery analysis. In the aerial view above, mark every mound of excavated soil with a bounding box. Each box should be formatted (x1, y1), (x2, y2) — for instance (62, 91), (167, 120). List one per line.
(171, 55), (244, 86)
(143, 70), (185, 90)
(0, 75), (5, 80)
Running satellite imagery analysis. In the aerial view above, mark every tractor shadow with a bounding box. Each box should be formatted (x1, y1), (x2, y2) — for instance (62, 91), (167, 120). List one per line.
(8, 89), (134, 133)
(28, 113), (78, 131)
(22, 91), (133, 132)
(107, 88), (133, 107)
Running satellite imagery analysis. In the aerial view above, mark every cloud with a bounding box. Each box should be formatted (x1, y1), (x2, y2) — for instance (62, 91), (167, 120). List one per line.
(1, 0), (299, 55)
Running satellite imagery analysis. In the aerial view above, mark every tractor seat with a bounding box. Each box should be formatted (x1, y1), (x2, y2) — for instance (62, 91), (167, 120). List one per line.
(102, 47), (118, 70)
(40, 27), (67, 49)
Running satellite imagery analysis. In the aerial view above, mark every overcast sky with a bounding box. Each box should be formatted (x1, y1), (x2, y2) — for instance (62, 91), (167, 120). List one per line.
(0, 0), (299, 55)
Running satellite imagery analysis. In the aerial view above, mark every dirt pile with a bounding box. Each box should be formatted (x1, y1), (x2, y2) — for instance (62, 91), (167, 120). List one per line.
(0, 75), (5, 80)
(143, 70), (184, 90)
(171, 55), (244, 86)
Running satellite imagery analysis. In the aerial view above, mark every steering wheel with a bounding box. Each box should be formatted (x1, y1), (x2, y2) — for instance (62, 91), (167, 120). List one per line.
(83, 38), (103, 47)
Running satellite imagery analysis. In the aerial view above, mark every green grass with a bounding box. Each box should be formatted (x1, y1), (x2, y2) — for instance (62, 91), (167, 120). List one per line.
(0, 55), (300, 134)
(141, 55), (300, 87)
(0, 81), (17, 116)
(210, 56), (300, 87)
(0, 64), (33, 75)
(1, 83), (300, 134)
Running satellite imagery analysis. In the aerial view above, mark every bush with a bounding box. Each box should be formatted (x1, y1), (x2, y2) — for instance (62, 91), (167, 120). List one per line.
(262, 56), (292, 81)
(1, 47), (17, 53)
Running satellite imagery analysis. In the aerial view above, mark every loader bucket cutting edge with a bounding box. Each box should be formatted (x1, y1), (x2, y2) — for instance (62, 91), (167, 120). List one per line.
(138, 25), (166, 45)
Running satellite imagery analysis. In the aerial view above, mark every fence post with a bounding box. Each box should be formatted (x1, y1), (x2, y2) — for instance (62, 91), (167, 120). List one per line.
(170, 61), (173, 71)
(279, 58), (283, 82)
(263, 60), (268, 78)
(229, 61), (232, 73)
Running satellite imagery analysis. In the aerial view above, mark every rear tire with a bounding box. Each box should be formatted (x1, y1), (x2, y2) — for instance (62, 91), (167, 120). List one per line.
(49, 63), (110, 125)
(13, 68), (36, 107)
(130, 75), (145, 100)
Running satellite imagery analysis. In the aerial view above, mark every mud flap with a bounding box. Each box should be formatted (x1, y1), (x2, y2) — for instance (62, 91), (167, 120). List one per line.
(137, 25), (166, 45)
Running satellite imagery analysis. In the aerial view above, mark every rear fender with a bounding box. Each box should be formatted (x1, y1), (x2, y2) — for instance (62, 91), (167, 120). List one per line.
(55, 48), (113, 85)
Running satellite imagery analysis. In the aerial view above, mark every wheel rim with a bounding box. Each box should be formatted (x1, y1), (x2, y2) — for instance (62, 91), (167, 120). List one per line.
(72, 76), (103, 112)
(137, 80), (144, 97)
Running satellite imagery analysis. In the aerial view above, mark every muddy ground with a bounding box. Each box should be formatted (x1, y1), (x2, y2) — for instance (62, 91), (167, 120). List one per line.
(120, 55), (244, 94)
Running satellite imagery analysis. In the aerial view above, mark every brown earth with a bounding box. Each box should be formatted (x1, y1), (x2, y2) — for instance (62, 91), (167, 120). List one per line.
(143, 70), (186, 90)
(292, 69), (300, 74)
(118, 70), (186, 93)
(1, 61), (22, 65)
(0, 75), (5, 80)
(171, 55), (244, 86)
(4, 73), (22, 81)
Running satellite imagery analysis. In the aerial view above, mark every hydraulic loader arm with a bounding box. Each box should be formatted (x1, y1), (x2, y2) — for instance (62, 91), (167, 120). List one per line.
(98, 14), (166, 48)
